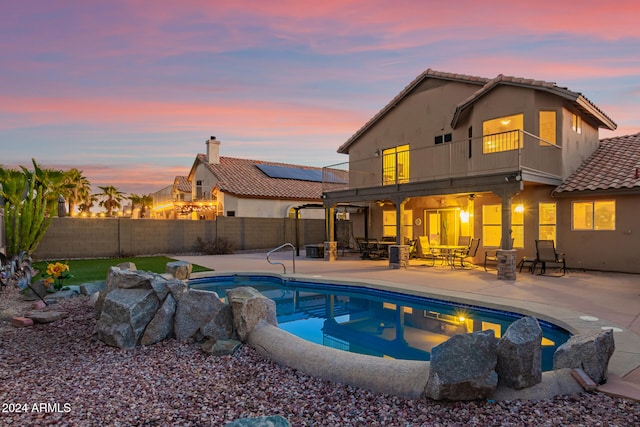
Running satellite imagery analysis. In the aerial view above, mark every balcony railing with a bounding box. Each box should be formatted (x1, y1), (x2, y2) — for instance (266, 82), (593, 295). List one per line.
(322, 130), (561, 192)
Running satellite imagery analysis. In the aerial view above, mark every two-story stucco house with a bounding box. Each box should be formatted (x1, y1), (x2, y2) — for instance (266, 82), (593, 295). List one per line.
(154, 136), (326, 220)
(322, 69), (640, 273)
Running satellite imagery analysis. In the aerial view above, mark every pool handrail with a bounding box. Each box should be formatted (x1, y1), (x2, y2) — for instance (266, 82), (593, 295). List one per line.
(266, 243), (296, 274)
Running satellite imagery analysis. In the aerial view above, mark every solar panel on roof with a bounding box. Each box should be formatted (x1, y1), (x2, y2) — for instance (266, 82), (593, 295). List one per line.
(255, 164), (346, 184)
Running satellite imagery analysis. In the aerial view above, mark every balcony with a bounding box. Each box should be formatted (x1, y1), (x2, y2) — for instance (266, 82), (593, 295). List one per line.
(323, 130), (561, 192)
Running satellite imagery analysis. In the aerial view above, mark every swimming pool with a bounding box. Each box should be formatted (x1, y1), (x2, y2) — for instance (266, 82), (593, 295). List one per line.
(190, 274), (571, 371)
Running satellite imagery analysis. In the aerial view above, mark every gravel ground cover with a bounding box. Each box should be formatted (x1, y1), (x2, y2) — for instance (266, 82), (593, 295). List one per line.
(0, 287), (639, 426)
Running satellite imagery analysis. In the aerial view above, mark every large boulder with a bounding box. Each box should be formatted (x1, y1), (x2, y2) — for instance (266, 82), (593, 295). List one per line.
(553, 329), (615, 384)
(167, 280), (189, 302)
(425, 330), (498, 401)
(95, 288), (160, 349)
(201, 304), (235, 340)
(165, 261), (192, 280)
(106, 266), (153, 290)
(227, 287), (277, 342)
(174, 289), (229, 341)
(496, 316), (542, 389)
(140, 293), (177, 346)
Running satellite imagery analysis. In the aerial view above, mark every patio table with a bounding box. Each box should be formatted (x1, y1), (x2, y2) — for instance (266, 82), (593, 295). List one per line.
(430, 245), (469, 269)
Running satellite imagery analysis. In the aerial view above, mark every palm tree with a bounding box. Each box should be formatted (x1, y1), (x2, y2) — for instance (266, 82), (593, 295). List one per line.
(78, 186), (97, 215)
(128, 194), (142, 218)
(63, 168), (91, 216)
(140, 194), (154, 218)
(97, 185), (125, 217)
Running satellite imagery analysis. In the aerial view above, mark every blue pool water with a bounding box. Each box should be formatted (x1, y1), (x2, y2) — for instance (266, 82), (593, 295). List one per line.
(190, 274), (571, 371)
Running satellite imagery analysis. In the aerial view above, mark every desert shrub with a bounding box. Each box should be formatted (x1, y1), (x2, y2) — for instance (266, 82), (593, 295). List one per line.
(197, 237), (235, 255)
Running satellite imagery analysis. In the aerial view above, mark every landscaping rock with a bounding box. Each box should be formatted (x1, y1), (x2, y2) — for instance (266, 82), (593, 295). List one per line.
(116, 262), (137, 271)
(20, 280), (48, 301)
(32, 300), (47, 310)
(225, 415), (291, 427)
(80, 281), (106, 296)
(174, 289), (228, 341)
(425, 330), (498, 401)
(44, 288), (80, 303)
(149, 275), (171, 301)
(165, 261), (192, 280)
(95, 288), (160, 348)
(553, 329), (615, 384)
(201, 338), (242, 356)
(227, 287), (277, 342)
(106, 266), (153, 290)
(200, 304), (235, 340)
(167, 280), (188, 302)
(140, 293), (177, 346)
(496, 316), (542, 389)
(11, 316), (34, 327)
(27, 310), (68, 324)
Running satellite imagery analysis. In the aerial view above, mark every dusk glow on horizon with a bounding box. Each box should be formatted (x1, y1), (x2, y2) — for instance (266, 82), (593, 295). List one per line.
(2, 0), (639, 195)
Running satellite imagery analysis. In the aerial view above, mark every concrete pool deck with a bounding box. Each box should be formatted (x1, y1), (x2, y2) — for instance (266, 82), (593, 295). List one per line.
(175, 251), (640, 400)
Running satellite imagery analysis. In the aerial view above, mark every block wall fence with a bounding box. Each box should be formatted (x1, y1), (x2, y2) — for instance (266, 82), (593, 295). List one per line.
(32, 217), (326, 260)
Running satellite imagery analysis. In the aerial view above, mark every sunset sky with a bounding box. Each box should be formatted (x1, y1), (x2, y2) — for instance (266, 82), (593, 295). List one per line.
(2, 0), (639, 195)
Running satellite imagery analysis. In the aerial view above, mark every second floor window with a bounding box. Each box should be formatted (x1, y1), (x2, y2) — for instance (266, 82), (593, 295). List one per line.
(572, 113), (582, 134)
(482, 113), (523, 153)
(382, 144), (410, 185)
(539, 111), (557, 146)
(196, 180), (204, 199)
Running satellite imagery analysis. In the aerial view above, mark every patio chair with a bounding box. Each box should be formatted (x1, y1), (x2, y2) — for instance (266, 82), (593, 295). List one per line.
(417, 236), (440, 266)
(483, 238), (515, 271)
(453, 238), (480, 268)
(532, 240), (566, 276)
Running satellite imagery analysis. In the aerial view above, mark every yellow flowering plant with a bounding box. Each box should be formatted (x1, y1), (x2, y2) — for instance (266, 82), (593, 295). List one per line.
(43, 261), (74, 292)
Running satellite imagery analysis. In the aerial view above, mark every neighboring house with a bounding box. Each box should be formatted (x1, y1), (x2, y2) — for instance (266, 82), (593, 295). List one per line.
(154, 136), (326, 220)
(322, 68), (640, 273)
(151, 176), (193, 219)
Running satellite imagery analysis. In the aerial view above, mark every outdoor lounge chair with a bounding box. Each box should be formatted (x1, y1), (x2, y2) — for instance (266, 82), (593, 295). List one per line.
(453, 238), (480, 268)
(532, 239), (566, 276)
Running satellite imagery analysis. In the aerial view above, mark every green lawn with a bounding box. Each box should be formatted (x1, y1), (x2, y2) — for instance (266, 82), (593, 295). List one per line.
(32, 256), (211, 286)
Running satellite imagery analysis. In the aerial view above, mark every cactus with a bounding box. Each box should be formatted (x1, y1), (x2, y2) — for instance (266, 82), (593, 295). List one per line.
(0, 160), (62, 256)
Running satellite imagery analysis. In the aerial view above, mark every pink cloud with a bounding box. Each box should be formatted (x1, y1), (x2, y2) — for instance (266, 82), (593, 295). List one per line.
(0, 95), (365, 138)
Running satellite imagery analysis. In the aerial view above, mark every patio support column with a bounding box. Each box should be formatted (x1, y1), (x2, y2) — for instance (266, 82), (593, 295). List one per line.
(497, 188), (519, 280)
(389, 197), (410, 269)
(324, 205), (337, 261)
(501, 194), (513, 250)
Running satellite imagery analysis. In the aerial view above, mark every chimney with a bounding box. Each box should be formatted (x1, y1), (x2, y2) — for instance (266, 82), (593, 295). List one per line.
(206, 136), (221, 164)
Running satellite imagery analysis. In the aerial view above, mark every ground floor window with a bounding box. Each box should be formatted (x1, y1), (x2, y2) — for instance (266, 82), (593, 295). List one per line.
(572, 200), (615, 230)
(383, 209), (396, 237)
(482, 204), (502, 247)
(539, 202), (557, 243)
(512, 204), (524, 248)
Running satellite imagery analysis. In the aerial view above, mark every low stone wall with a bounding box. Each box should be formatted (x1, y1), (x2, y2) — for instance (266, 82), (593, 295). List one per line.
(33, 217), (325, 260)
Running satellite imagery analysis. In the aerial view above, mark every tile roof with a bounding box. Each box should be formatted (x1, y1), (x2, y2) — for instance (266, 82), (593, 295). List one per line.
(451, 74), (616, 130)
(174, 176), (191, 193)
(554, 133), (640, 194)
(197, 154), (323, 200)
(337, 69), (489, 153)
(338, 68), (616, 154)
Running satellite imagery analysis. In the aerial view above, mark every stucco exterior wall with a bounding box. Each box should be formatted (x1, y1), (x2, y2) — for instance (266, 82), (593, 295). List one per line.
(556, 194), (640, 273)
(32, 217), (326, 260)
